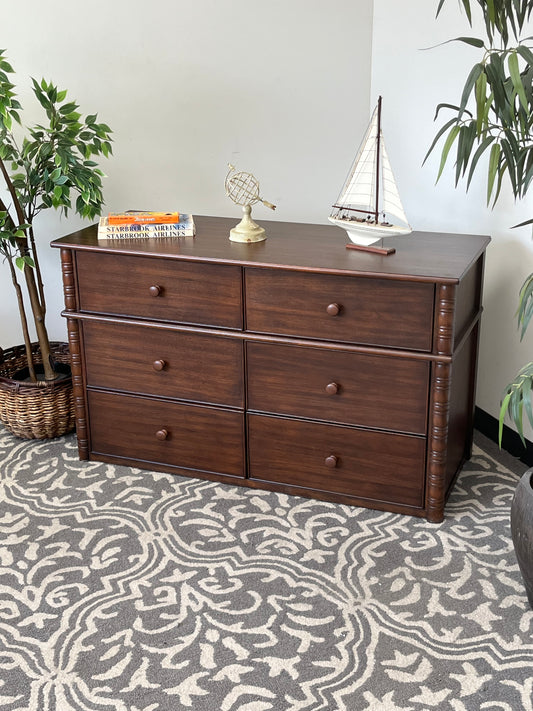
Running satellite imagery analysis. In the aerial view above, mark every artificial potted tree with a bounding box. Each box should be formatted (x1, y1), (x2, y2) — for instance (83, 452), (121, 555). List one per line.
(427, 0), (533, 607)
(0, 49), (112, 439)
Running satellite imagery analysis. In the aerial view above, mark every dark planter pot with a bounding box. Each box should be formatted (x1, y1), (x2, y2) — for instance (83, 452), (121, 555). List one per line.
(511, 468), (533, 609)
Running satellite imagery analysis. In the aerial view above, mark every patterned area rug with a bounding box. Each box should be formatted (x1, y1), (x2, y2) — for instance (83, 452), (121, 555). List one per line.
(0, 428), (532, 711)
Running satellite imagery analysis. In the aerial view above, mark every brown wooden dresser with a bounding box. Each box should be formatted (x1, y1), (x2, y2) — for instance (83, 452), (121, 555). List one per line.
(52, 216), (490, 522)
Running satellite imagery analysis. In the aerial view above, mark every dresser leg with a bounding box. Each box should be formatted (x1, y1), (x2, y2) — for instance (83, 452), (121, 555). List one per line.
(66, 317), (89, 460)
(426, 361), (452, 523)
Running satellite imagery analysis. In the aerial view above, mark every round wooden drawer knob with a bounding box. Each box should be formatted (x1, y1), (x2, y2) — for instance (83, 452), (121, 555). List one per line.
(155, 428), (169, 441)
(325, 382), (339, 395)
(149, 285), (162, 297)
(152, 359), (166, 371)
(326, 302), (340, 316)
(325, 455), (338, 468)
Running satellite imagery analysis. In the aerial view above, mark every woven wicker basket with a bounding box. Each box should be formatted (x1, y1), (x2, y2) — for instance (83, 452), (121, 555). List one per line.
(0, 342), (75, 439)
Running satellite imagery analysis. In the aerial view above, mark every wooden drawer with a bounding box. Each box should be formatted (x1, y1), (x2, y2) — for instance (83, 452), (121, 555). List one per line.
(83, 320), (244, 407)
(246, 342), (429, 434)
(248, 414), (425, 507)
(88, 390), (245, 477)
(245, 268), (434, 351)
(77, 251), (242, 328)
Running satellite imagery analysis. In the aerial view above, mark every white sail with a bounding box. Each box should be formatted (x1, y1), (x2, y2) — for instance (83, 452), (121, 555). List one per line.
(381, 142), (409, 226)
(335, 107), (379, 214)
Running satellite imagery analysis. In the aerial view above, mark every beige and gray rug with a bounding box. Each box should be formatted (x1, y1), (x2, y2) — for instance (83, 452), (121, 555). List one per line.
(0, 428), (532, 711)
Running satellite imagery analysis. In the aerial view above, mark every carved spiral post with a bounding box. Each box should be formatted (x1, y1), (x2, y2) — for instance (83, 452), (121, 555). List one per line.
(426, 283), (456, 523)
(60, 249), (89, 460)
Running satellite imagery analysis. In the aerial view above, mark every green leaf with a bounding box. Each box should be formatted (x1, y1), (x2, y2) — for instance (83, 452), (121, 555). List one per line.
(47, 84), (57, 103)
(475, 70), (487, 133)
(500, 138), (518, 195)
(484, 55), (508, 111)
(509, 384), (524, 443)
(517, 274), (533, 339)
(492, 159), (506, 206)
(0, 60), (14, 73)
(459, 63), (484, 117)
(436, 125), (461, 181)
(513, 217), (533, 228)
(433, 103), (468, 120)
(438, 0), (472, 24)
(455, 123), (477, 183)
(487, 0), (495, 25)
(423, 117), (459, 165)
(508, 50), (528, 110)
(500, 362), (533, 445)
(463, 0), (472, 24)
(487, 142), (501, 203)
(524, 372), (533, 431)
(517, 43), (533, 65)
(455, 36), (485, 48)
(59, 102), (78, 115)
(499, 391), (513, 446)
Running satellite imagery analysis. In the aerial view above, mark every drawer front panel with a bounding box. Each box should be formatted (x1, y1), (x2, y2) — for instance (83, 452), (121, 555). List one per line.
(77, 251), (242, 328)
(248, 414), (425, 507)
(245, 268), (434, 350)
(88, 391), (244, 477)
(84, 320), (244, 407)
(246, 342), (429, 434)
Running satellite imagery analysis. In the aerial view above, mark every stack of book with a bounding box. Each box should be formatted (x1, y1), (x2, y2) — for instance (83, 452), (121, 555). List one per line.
(97, 211), (195, 240)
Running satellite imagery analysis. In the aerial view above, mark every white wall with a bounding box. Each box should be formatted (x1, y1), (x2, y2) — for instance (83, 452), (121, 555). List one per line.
(0, 0), (373, 345)
(372, 0), (533, 438)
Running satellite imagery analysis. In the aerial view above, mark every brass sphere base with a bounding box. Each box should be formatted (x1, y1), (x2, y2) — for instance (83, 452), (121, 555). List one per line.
(229, 205), (267, 243)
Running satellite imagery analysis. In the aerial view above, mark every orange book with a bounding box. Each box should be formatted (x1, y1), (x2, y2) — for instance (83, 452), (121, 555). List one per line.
(107, 211), (180, 225)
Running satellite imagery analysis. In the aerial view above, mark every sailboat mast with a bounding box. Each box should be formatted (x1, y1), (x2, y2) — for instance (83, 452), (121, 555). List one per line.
(374, 96), (382, 224)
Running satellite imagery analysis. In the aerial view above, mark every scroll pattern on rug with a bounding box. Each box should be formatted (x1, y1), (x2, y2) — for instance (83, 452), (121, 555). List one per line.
(0, 429), (532, 711)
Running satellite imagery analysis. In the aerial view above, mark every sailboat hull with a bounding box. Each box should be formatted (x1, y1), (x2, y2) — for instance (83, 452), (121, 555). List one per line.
(328, 216), (412, 245)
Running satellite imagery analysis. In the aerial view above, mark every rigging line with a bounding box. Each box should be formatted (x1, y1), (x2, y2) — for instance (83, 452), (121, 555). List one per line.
(374, 95), (382, 223)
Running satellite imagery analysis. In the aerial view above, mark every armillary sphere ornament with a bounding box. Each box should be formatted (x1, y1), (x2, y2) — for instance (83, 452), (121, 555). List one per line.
(225, 163), (276, 242)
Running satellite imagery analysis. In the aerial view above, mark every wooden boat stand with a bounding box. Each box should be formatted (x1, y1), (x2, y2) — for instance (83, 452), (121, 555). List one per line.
(346, 242), (396, 256)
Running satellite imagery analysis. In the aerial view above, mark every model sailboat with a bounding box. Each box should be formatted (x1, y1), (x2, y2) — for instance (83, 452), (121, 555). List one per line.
(329, 96), (411, 254)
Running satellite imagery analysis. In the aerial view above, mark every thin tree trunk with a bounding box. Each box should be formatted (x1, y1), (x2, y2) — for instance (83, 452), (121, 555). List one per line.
(23, 261), (54, 380)
(28, 223), (46, 319)
(6, 257), (36, 381)
(0, 196), (38, 381)
(0, 156), (54, 380)
(15, 230), (53, 380)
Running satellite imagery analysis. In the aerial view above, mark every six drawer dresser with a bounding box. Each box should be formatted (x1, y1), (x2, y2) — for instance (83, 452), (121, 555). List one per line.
(52, 216), (490, 522)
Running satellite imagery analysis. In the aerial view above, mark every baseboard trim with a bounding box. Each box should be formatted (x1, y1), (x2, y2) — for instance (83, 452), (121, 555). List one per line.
(474, 406), (533, 466)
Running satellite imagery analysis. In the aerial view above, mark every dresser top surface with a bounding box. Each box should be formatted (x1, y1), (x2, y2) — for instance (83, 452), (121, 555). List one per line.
(52, 215), (490, 283)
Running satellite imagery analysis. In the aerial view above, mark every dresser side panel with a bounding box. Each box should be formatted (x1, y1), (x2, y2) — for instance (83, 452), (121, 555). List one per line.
(453, 254), (484, 346)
